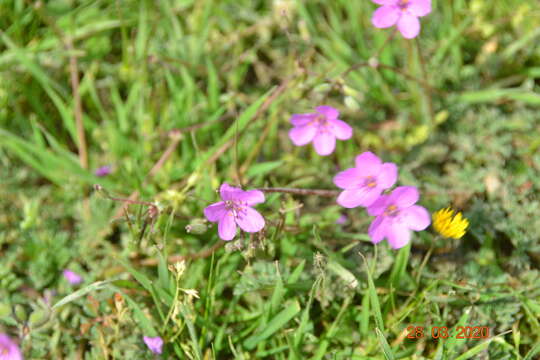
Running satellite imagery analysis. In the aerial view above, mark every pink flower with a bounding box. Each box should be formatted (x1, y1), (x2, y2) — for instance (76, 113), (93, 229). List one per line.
(288, 106), (353, 156)
(334, 152), (398, 208)
(367, 186), (430, 249)
(0, 334), (23, 360)
(204, 184), (265, 241)
(371, 0), (431, 39)
(94, 165), (112, 177)
(62, 269), (83, 285)
(336, 214), (348, 225)
(143, 336), (163, 354)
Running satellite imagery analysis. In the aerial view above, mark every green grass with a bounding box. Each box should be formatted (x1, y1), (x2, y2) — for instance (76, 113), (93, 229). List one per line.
(1, 0), (540, 358)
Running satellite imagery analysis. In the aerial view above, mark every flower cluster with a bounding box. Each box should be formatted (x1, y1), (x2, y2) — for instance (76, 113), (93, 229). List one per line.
(335, 152), (430, 249)
(203, 4), (437, 245)
(203, 132), (431, 249)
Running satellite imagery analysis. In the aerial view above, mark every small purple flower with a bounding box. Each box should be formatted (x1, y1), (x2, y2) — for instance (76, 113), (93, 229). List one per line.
(367, 186), (430, 249)
(63, 269), (83, 285)
(288, 106), (353, 156)
(143, 336), (163, 354)
(94, 165), (112, 177)
(334, 152), (398, 208)
(336, 214), (348, 225)
(204, 184), (265, 241)
(0, 334), (23, 360)
(371, 0), (431, 39)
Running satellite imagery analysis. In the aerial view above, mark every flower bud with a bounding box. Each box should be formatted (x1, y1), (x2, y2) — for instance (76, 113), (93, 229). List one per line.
(13, 304), (27, 323)
(29, 309), (50, 328)
(185, 219), (208, 234)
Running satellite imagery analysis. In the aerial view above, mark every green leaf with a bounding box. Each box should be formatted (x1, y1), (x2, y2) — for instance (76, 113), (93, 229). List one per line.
(376, 327), (396, 360)
(243, 301), (301, 349)
(387, 242), (410, 289)
(360, 253), (385, 333)
(52, 280), (114, 310)
(444, 307), (472, 357)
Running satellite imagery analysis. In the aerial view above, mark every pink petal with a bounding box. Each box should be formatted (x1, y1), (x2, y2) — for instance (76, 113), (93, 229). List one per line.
(218, 213), (237, 241)
(63, 270), (83, 285)
(397, 12), (420, 39)
(220, 183), (242, 201)
(204, 202), (227, 222)
(328, 119), (353, 140)
(371, 0), (398, 4)
(313, 132), (336, 156)
(401, 205), (430, 230)
(371, 5), (400, 28)
(386, 223), (411, 249)
(289, 125), (317, 146)
(290, 113), (317, 126)
(337, 187), (381, 208)
(143, 336), (163, 355)
(315, 105), (339, 120)
(236, 207), (265, 232)
(367, 195), (389, 216)
(408, 0), (431, 17)
(237, 189), (265, 205)
(355, 151), (382, 176)
(333, 168), (362, 189)
(368, 216), (387, 244)
(389, 186), (419, 208)
(377, 163), (398, 189)
(0, 334), (22, 360)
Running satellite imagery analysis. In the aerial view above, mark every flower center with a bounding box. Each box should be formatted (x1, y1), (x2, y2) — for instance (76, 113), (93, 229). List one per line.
(363, 176), (377, 188)
(0, 345), (8, 355)
(224, 200), (247, 218)
(313, 114), (330, 131)
(398, 0), (410, 10)
(384, 204), (399, 217)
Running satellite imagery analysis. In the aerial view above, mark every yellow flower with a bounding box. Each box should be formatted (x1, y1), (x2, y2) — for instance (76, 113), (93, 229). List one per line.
(432, 208), (469, 239)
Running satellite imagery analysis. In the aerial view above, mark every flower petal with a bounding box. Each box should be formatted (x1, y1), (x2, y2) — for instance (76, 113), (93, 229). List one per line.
(333, 168), (362, 189)
(377, 163), (398, 189)
(408, 0), (431, 17)
(355, 151), (382, 176)
(237, 189), (265, 205)
(236, 207), (265, 232)
(143, 336), (164, 355)
(371, 5), (400, 28)
(367, 195), (389, 216)
(368, 216), (387, 244)
(0, 334), (22, 360)
(290, 113), (317, 126)
(397, 12), (420, 39)
(313, 132), (336, 156)
(315, 105), (339, 120)
(328, 118), (353, 140)
(204, 202), (227, 222)
(386, 223), (411, 249)
(289, 125), (317, 146)
(389, 186), (419, 208)
(401, 205), (430, 230)
(337, 187), (381, 208)
(218, 213), (237, 241)
(220, 183), (242, 201)
(371, 0), (397, 4)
